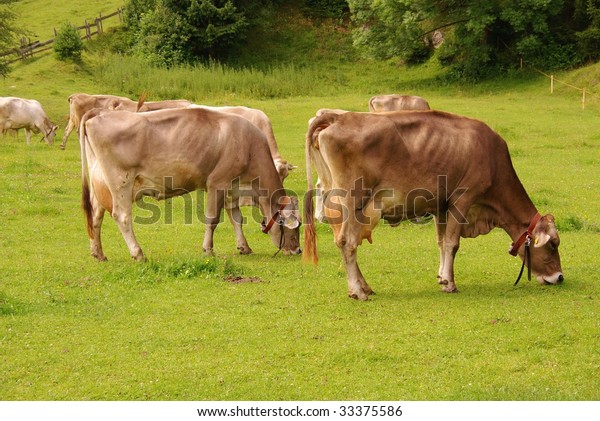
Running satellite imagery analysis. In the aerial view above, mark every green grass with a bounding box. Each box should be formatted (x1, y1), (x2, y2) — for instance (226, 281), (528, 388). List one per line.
(1, 0), (599, 401)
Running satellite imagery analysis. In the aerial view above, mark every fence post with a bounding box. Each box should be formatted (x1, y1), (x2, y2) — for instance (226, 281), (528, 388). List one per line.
(582, 88), (586, 110)
(550, 75), (554, 94)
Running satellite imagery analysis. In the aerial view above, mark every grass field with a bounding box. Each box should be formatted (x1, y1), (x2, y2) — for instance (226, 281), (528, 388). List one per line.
(1, 0), (599, 401)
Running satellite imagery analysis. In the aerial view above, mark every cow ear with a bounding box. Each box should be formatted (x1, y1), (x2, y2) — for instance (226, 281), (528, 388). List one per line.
(283, 215), (300, 229)
(532, 214), (553, 248)
(287, 163), (297, 171)
(533, 232), (551, 248)
(280, 196), (301, 228)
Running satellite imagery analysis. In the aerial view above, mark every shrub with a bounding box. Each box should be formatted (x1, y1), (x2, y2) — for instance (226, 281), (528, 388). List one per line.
(54, 21), (84, 62)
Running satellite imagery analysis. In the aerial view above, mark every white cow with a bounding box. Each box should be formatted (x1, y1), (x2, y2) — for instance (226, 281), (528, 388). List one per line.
(0, 97), (58, 145)
(368, 95), (430, 112)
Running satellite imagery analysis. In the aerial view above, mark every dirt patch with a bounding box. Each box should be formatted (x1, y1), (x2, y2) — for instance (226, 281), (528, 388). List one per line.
(223, 276), (264, 284)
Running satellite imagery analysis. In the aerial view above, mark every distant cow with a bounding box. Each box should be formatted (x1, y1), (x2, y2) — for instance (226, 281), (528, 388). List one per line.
(368, 95), (430, 112)
(0, 97), (58, 145)
(191, 104), (296, 182)
(80, 107), (301, 261)
(60, 93), (192, 149)
(304, 110), (563, 300)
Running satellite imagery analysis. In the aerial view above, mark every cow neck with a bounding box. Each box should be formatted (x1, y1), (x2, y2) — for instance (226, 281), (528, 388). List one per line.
(499, 192), (539, 248)
(261, 195), (290, 234)
(257, 187), (287, 232)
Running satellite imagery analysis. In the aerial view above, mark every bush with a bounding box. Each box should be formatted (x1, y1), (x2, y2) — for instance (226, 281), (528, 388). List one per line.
(54, 22), (84, 62)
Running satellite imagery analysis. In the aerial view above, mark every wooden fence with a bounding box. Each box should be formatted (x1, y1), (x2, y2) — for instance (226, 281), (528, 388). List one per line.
(0, 8), (123, 64)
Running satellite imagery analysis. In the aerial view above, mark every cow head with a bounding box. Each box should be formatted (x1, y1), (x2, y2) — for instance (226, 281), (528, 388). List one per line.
(44, 125), (59, 145)
(264, 196), (302, 255)
(522, 214), (563, 284)
(274, 158), (297, 183)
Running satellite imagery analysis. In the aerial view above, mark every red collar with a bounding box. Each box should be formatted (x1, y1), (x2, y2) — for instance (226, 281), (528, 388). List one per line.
(261, 196), (291, 234)
(509, 213), (542, 256)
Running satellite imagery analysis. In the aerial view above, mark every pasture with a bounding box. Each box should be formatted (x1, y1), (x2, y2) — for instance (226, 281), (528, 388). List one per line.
(1, 1), (600, 401)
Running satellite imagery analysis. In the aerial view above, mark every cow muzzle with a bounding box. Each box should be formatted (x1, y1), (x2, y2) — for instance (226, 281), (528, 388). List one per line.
(537, 272), (564, 285)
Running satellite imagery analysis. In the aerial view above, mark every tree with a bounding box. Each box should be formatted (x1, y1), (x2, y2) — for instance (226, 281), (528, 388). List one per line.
(0, 0), (20, 77)
(54, 22), (85, 62)
(348, 0), (600, 80)
(125, 0), (249, 66)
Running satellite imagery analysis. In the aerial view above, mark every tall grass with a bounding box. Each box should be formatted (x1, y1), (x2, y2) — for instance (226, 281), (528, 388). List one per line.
(94, 54), (354, 101)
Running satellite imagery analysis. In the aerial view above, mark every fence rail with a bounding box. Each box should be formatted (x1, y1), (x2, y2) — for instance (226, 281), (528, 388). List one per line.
(0, 8), (123, 64)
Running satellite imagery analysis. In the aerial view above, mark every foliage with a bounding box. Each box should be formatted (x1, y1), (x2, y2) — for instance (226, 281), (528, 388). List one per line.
(124, 0), (249, 65)
(575, 0), (600, 61)
(348, 0), (600, 80)
(53, 21), (85, 62)
(302, 0), (349, 19)
(0, 0), (19, 77)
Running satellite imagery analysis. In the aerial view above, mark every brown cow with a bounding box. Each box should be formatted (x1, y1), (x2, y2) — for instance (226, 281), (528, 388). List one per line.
(0, 97), (58, 145)
(190, 104), (296, 182)
(80, 107), (301, 261)
(368, 94), (430, 112)
(304, 110), (563, 300)
(61, 93), (191, 149)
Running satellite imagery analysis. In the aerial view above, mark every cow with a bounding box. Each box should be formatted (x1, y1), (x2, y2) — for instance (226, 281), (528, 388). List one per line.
(80, 107), (301, 262)
(368, 94), (430, 112)
(304, 110), (563, 300)
(0, 97), (58, 145)
(190, 104), (296, 182)
(60, 93), (192, 149)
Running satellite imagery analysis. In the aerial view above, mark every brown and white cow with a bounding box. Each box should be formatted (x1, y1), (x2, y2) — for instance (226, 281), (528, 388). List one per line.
(304, 110), (563, 300)
(0, 97), (58, 145)
(80, 107), (301, 261)
(190, 104), (296, 182)
(368, 94), (430, 112)
(61, 93), (192, 149)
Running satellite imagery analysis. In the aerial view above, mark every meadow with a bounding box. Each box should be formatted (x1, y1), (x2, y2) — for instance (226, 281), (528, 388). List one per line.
(1, 0), (599, 401)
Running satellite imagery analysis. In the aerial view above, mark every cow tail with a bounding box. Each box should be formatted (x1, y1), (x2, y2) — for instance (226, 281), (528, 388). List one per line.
(303, 112), (339, 266)
(80, 112), (94, 239)
(304, 132), (318, 265)
(136, 92), (148, 112)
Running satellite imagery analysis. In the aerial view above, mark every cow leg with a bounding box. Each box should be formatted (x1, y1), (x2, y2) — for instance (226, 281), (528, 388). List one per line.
(225, 206), (252, 254)
(338, 241), (373, 300)
(335, 216), (374, 300)
(89, 201), (107, 261)
(60, 119), (75, 149)
(438, 217), (462, 293)
(203, 187), (226, 255)
(434, 216), (446, 285)
(111, 196), (145, 262)
(25, 128), (32, 145)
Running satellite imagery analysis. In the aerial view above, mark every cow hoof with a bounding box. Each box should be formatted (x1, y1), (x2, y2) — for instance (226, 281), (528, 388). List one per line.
(442, 284), (458, 293)
(93, 254), (107, 262)
(437, 276), (448, 285)
(348, 291), (369, 301)
(133, 255), (147, 263)
(60, 145), (66, 150)
(238, 246), (253, 255)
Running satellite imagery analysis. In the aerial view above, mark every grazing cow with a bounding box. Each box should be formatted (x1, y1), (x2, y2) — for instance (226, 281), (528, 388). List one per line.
(60, 93), (192, 149)
(80, 107), (301, 261)
(368, 94), (430, 112)
(304, 110), (563, 300)
(190, 104), (296, 182)
(0, 97), (58, 145)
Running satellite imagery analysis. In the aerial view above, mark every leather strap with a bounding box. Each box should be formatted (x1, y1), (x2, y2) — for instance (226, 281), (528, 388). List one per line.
(261, 196), (291, 234)
(509, 213), (542, 256)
